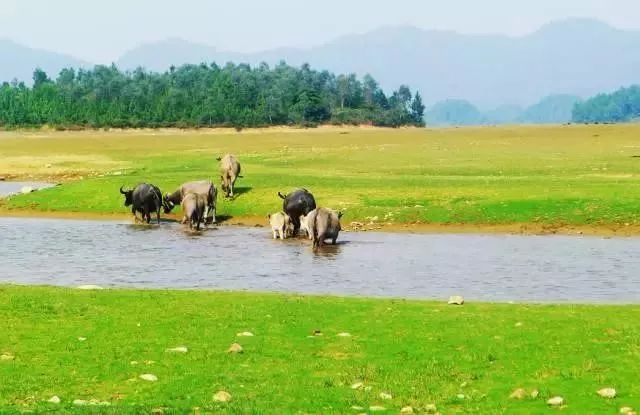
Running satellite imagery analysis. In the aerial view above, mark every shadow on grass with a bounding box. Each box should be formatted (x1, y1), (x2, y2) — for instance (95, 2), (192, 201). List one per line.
(223, 186), (252, 199)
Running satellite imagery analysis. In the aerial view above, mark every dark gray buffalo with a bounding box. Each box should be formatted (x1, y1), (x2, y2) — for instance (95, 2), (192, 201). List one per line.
(278, 188), (316, 235)
(182, 193), (206, 230)
(120, 183), (165, 224)
(164, 180), (217, 224)
(217, 154), (241, 198)
(305, 207), (343, 250)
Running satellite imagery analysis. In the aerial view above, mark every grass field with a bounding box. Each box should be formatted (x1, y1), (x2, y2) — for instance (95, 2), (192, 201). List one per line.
(0, 286), (639, 414)
(2, 124), (640, 231)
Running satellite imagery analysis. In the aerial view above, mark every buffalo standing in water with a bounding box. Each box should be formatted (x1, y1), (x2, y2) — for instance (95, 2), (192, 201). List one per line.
(305, 207), (343, 250)
(217, 154), (241, 198)
(278, 188), (316, 235)
(120, 183), (165, 224)
(181, 193), (206, 231)
(164, 180), (217, 224)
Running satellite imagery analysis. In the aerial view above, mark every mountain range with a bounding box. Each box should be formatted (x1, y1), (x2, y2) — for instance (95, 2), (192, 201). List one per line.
(2, 18), (640, 120)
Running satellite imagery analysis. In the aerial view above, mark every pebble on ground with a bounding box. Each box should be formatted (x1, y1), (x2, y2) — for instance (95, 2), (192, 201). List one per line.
(547, 396), (564, 406)
(227, 343), (243, 353)
(166, 346), (188, 353)
(597, 388), (617, 399)
(448, 295), (465, 305)
(213, 391), (232, 402)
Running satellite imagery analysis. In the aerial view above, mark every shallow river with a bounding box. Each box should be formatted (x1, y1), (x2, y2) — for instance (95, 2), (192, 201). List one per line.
(1, 217), (639, 303)
(0, 181), (56, 197)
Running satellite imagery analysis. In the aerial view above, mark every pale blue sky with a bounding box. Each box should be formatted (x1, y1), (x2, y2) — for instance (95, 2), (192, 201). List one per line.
(1, 0), (638, 62)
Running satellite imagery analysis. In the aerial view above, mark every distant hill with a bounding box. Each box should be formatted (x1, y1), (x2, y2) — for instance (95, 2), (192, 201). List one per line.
(519, 95), (581, 124)
(426, 100), (487, 126)
(426, 94), (581, 125)
(0, 39), (87, 84)
(3, 18), (640, 109)
(116, 18), (640, 108)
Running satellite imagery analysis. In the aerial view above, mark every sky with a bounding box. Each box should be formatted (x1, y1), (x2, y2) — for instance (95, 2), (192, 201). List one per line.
(1, 0), (639, 63)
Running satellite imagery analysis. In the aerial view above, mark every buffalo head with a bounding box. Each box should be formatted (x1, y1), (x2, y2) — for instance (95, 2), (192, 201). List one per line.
(119, 186), (133, 206)
(163, 193), (176, 214)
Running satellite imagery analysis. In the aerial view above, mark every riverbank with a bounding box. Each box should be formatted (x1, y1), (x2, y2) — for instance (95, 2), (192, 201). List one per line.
(2, 208), (640, 237)
(2, 124), (640, 234)
(0, 285), (638, 414)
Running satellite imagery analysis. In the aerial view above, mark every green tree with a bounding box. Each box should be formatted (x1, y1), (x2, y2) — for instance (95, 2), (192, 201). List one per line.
(411, 92), (425, 125)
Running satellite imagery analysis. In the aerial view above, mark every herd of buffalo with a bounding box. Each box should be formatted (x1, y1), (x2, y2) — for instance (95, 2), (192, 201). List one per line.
(118, 154), (343, 250)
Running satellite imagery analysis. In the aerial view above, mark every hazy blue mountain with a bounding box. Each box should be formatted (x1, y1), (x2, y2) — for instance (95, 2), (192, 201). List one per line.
(0, 39), (87, 84)
(519, 94), (581, 124)
(427, 94), (582, 126)
(115, 18), (640, 108)
(3, 18), (640, 109)
(426, 100), (487, 126)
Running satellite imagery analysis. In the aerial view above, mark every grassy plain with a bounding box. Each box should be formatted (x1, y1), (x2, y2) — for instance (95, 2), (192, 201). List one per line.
(1, 285), (639, 414)
(1, 124), (640, 232)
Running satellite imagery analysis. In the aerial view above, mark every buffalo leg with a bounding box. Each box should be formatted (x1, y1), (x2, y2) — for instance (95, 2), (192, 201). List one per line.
(156, 207), (161, 225)
(291, 216), (301, 236)
(131, 207), (138, 223)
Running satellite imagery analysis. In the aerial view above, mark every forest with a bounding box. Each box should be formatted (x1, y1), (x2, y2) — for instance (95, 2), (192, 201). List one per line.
(572, 85), (640, 123)
(0, 62), (425, 129)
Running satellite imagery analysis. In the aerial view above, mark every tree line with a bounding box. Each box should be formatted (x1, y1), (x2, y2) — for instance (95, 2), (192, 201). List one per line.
(572, 85), (640, 123)
(0, 62), (425, 129)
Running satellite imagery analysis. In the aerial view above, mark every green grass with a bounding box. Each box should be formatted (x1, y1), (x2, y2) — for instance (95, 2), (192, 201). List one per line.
(2, 125), (640, 227)
(0, 286), (639, 414)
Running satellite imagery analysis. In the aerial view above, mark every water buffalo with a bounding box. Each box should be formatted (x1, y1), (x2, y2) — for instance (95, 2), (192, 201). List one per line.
(299, 214), (313, 240)
(268, 212), (293, 240)
(164, 180), (217, 224)
(278, 188), (316, 235)
(305, 207), (343, 250)
(120, 183), (165, 224)
(182, 193), (206, 230)
(217, 154), (241, 198)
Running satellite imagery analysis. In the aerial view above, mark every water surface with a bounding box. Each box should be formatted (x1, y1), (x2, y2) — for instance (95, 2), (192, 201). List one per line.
(0, 182), (56, 197)
(1, 217), (639, 303)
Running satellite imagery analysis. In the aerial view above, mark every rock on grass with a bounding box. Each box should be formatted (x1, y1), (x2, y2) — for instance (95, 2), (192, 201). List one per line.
(547, 396), (564, 406)
(337, 332), (352, 337)
(213, 391), (232, 402)
(227, 343), (243, 353)
(236, 332), (254, 337)
(47, 396), (61, 404)
(509, 388), (527, 399)
(425, 404), (438, 413)
(597, 388), (617, 398)
(76, 285), (103, 290)
(448, 296), (464, 305)
(0, 353), (15, 361)
(369, 405), (386, 412)
(139, 373), (158, 382)
(400, 406), (414, 414)
(620, 407), (635, 414)
(166, 346), (188, 353)
(379, 392), (392, 400)
(350, 382), (364, 390)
